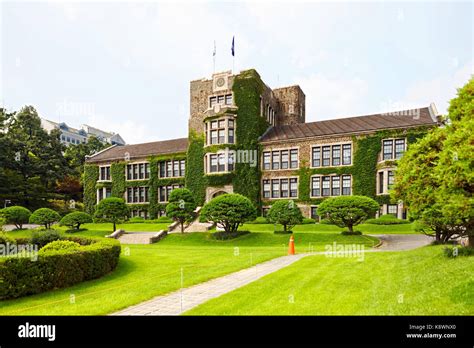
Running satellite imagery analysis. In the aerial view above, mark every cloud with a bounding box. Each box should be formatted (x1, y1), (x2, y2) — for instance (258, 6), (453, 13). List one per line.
(296, 74), (370, 121)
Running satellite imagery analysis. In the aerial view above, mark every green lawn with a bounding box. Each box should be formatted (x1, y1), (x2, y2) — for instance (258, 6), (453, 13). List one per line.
(185, 245), (474, 315)
(0, 229), (377, 315)
(240, 222), (416, 234)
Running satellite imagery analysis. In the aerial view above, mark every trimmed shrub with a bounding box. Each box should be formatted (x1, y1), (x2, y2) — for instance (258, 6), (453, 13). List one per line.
(341, 230), (363, 235)
(30, 230), (62, 248)
(250, 217), (268, 224)
(128, 217), (145, 223)
(320, 219), (334, 225)
(365, 214), (410, 225)
(0, 206), (32, 229)
(201, 194), (257, 235)
(39, 240), (81, 253)
(318, 196), (379, 234)
(166, 188), (197, 233)
(60, 212), (93, 230)
(0, 232), (16, 246)
(0, 236), (121, 299)
(152, 216), (173, 223)
(94, 197), (129, 232)
(211, 230), (250, 240)
(266, 200), (303, 233)
(29, 208), (61, 229)
(302, 218), (316, 224)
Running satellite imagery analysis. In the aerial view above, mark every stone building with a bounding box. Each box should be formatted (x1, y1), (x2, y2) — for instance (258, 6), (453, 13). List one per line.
(84, 69), (439, 220)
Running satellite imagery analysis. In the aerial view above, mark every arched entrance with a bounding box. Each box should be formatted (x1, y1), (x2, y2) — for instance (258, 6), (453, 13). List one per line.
(205, 185), (233, 202)
(212, 191), (227, 198)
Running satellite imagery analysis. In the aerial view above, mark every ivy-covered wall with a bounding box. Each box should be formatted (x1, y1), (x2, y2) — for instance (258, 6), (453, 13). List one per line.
(83, 165), (99, 214)
(288, 127), (430, 207)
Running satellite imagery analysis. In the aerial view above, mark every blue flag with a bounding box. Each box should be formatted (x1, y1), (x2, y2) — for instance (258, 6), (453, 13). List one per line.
(231, 36), (235, 57)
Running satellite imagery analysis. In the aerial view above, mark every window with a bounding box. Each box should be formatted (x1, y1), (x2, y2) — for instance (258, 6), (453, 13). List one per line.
(272, 151), (280, 170)
(207, 151), (234, 174)
(312, 175), (352, 197)
(131, 209), (148, 219)
(322, 176), (331, 196)
(311, 177), (321, 197)
(263, 152), (271, 170)
(378, 172), (384, 194)
(311, 206), (319, 220)
(280, 179), (289, 198)
(342, 144), (351, 165)
(159, 160), (185, 178)
(126, 163), (150, 180)
(312, 147), (321, 167)
(126, 187), (149, 203)
(312, 144), (352, 167)
(322, 146), (331, 166)
(158, 184), (183, 203)
(205, 117), (235, 145)
(289, 178), (298, 197)
(263, 179), (271, 198)
(383, 140), (393, 160)
(342, 175), (351, 195)
(395, 139), (405, 159)
(272, 179), (279, 198)
(209, 94), (233, 107)
(266, 178), (298, 199)
(331, 176), (340, 196)
(97, 187), (111, 202)
(281, 150), (289, 169)
(290, 149), (298, 168)
(99, 166), (111, 181)
(387, 171), (395, 190)
(332, 145), (341, 166)
(262, 149), (299, 170)
(387, 204), (398, 217)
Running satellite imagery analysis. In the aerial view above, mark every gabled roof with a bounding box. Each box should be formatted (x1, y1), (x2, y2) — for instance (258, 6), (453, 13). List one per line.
(86, 137), (188, 163)
(260, 106), (438, 143)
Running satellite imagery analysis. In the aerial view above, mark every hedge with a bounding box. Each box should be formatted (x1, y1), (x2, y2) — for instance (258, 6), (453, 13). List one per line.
(0, 236), (121, 300)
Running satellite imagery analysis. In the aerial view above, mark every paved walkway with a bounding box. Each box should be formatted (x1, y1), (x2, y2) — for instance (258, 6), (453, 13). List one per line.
(112, 233), (432, 316)
(112, 253), (308, 315)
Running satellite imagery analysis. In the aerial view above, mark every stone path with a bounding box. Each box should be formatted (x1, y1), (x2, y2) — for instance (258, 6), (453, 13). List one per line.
(112, 253), (308, 315)
(112, 233), (432, 316)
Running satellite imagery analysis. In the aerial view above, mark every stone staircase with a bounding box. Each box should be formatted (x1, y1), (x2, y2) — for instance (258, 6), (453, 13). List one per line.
(168, 206), (214, 233)
(110, 230), (167, 245)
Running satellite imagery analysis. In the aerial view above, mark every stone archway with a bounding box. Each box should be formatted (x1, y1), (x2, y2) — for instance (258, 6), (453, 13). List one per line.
(206, 185), (233, 202)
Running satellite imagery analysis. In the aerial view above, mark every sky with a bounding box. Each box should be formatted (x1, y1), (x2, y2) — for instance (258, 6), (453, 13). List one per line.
(1, 0), (472, 144)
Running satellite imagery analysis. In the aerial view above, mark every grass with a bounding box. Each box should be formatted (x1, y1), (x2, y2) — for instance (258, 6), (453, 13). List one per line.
(0, 228), (377, 315)
(185, 245), (474, 315)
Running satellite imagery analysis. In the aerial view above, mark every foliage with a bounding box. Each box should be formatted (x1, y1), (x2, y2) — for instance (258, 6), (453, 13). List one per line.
(165, 188), (197, 233)
(110, 162), (126, 198)
(250, 216), (268, 224)
(302, 218), (316, 224)
(365, 214), (411, 225)
(211, 230), (250, 240)
(394, 77), (474, 244)
(0, 236), (121, 300)
(84, 165), (99, 214)
(443, 246), (474, 258)
(39, 240), (81, 253)
(94, 197), (129, 232)
(185, 131), (207, 205)
(0, 232), (16, 245)
(29, 208), (61, 229)
(60, 212), (93, 230)
(201, 194), (257, 235)
(317, 196), (379, 233)
(47, 198), (84, 216)
(64, 135), (109, 177)
(128, 217), (145, 223)
(154, 216), (173, 223)
(0, 206), (31, 229)
(30, 230), (62, 248)
(266, 200), (304, 232)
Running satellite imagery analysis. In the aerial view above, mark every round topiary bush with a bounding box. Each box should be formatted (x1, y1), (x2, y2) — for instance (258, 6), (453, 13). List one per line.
(30, 229), (62, 248)
(0, 232), (16, 246)
(0, 206), (32, 230)
(29, 208), (61, 229)
(39, 240), (81, 253)
(0, 236), (121, 300)
(59, 212), (93, 231)
(266, 200), (303, 233)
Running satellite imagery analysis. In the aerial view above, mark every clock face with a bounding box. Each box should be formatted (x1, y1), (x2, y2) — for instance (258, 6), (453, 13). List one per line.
(216, 77), (225, 87)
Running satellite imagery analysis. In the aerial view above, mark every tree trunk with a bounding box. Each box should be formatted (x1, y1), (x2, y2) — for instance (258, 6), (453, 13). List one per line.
(468, 235), (474, 248)
(348, 224), (354, 233)
(180, 221), (184, 233)
(113, 221), (116, 232)
(283, 224), (287, 233)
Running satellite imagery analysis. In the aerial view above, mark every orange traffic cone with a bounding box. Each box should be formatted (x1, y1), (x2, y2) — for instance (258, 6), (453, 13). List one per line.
(288, 235), (295, 255)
